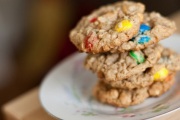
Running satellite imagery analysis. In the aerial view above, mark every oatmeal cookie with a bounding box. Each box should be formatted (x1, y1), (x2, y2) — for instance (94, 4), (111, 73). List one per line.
(101, 70), (175, 90)
(158, 47), (180, 72)
(70, 1), (145, 53)
(101, 48), (180, 89)
(85, 44), (163, 82)
(93, 77), (174, 107)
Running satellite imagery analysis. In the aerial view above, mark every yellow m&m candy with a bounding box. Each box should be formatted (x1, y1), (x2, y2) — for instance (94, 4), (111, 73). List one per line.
(153, 68), (169, 81)
(115, 20), (133, 32)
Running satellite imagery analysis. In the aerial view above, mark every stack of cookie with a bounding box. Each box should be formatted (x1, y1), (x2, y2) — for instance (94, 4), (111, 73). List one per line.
(70, 1), (180, 107)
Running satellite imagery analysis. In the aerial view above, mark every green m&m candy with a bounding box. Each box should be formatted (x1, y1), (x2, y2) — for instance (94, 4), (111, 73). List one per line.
(129, 51), (145, 64)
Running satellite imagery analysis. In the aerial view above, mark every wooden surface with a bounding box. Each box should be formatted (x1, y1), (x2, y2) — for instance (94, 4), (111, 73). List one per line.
(2, 88), (54, 120)
(2, 11), (180, 120)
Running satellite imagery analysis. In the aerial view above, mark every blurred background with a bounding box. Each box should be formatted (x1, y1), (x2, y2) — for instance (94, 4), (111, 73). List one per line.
(0, 0), (179, 119)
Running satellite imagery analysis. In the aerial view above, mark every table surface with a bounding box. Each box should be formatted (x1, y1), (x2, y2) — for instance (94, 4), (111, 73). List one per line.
(2, 11), (180, 120)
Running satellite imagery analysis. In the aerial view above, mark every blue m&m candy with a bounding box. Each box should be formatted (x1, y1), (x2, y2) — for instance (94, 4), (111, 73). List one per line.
(139, 24), (150, 34)
(137, 35), (151, 44)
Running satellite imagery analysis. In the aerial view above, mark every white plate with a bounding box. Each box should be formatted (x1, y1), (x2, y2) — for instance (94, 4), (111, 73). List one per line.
(40, 34), (180, 120)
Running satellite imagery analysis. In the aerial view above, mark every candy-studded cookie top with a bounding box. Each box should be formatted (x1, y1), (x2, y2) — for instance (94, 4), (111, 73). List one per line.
(70, 1), (145, 53)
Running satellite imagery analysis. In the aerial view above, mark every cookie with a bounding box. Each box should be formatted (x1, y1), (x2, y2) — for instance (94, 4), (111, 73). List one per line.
(93, 81), (149, 107)
(110, 12), (176, 52)
(102, 71), (175, 90)
(93, 77), (174, 107)
(85, 44), (163, 82)
(158, 47), (180, 72)
(101, 48), (180, 89)
(70, 1), (145, 53)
